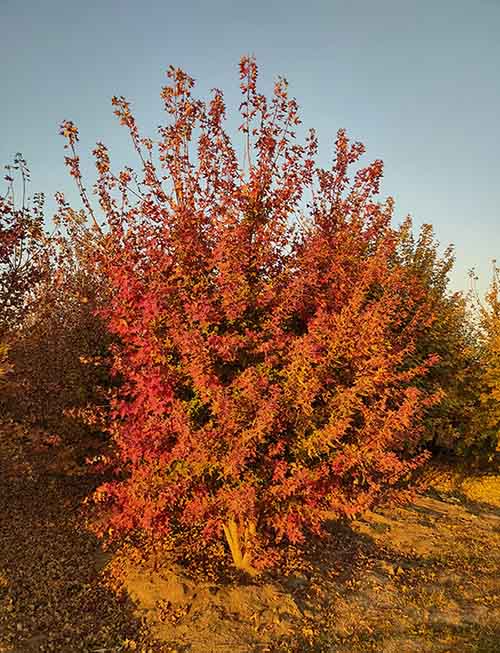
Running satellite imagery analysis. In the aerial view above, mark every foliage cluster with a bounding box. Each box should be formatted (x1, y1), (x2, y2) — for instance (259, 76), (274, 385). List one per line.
(0, 160), (112, 440)
(394, 222), (486, 455)
(471, 263), (500, 454)
(0, 153), (48, 337)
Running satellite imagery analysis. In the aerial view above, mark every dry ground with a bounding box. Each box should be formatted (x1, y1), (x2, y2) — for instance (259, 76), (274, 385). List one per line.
(1, 419), (499, 653)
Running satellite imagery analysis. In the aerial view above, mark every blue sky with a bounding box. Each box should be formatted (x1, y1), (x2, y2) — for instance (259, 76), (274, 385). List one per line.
(1, 0), (499, 294)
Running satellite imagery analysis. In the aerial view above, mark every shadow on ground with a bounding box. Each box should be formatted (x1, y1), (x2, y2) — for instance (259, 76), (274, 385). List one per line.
(0, 420), (157, 653)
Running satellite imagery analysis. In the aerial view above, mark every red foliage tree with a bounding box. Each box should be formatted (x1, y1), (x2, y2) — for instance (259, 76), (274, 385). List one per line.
(63, 57), (441, 573)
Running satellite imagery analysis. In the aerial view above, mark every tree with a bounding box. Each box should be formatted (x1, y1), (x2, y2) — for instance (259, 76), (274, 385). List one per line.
(471, 263), (500, 456)
(63, 57), (442, 574)
(3, 201), (113, 440)
(0, 155), (112, 441)
(0, 154), (48, 337)
(393, 221), (483, 455)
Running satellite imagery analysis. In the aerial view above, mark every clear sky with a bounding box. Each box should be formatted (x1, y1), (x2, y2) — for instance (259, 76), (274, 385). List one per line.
(1, 0), (499, 294)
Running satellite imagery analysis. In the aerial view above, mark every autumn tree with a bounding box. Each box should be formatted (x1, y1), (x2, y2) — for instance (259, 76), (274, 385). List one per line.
(0, 155), (49, 419)
(393, 221), (483, 455)
(470, 263), (500, 455)
(0, 154), (48, 338)
(0, 155), (112, 440)
(62, 57), (444, 574)
(4, 201), (113, 439)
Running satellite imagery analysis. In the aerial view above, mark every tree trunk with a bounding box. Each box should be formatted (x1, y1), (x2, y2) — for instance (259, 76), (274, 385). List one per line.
(222, 517), (258, 576)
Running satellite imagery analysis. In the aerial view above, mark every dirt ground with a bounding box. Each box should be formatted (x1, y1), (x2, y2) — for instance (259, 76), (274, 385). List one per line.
(1, 419), (499, 653)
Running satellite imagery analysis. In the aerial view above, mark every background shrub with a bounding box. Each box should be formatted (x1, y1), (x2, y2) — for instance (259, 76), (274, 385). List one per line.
(469, 263), (500, 456)
(0, 153), (48, 338)
(0, 161), (113, 444)
(393, 221), (486, 456)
